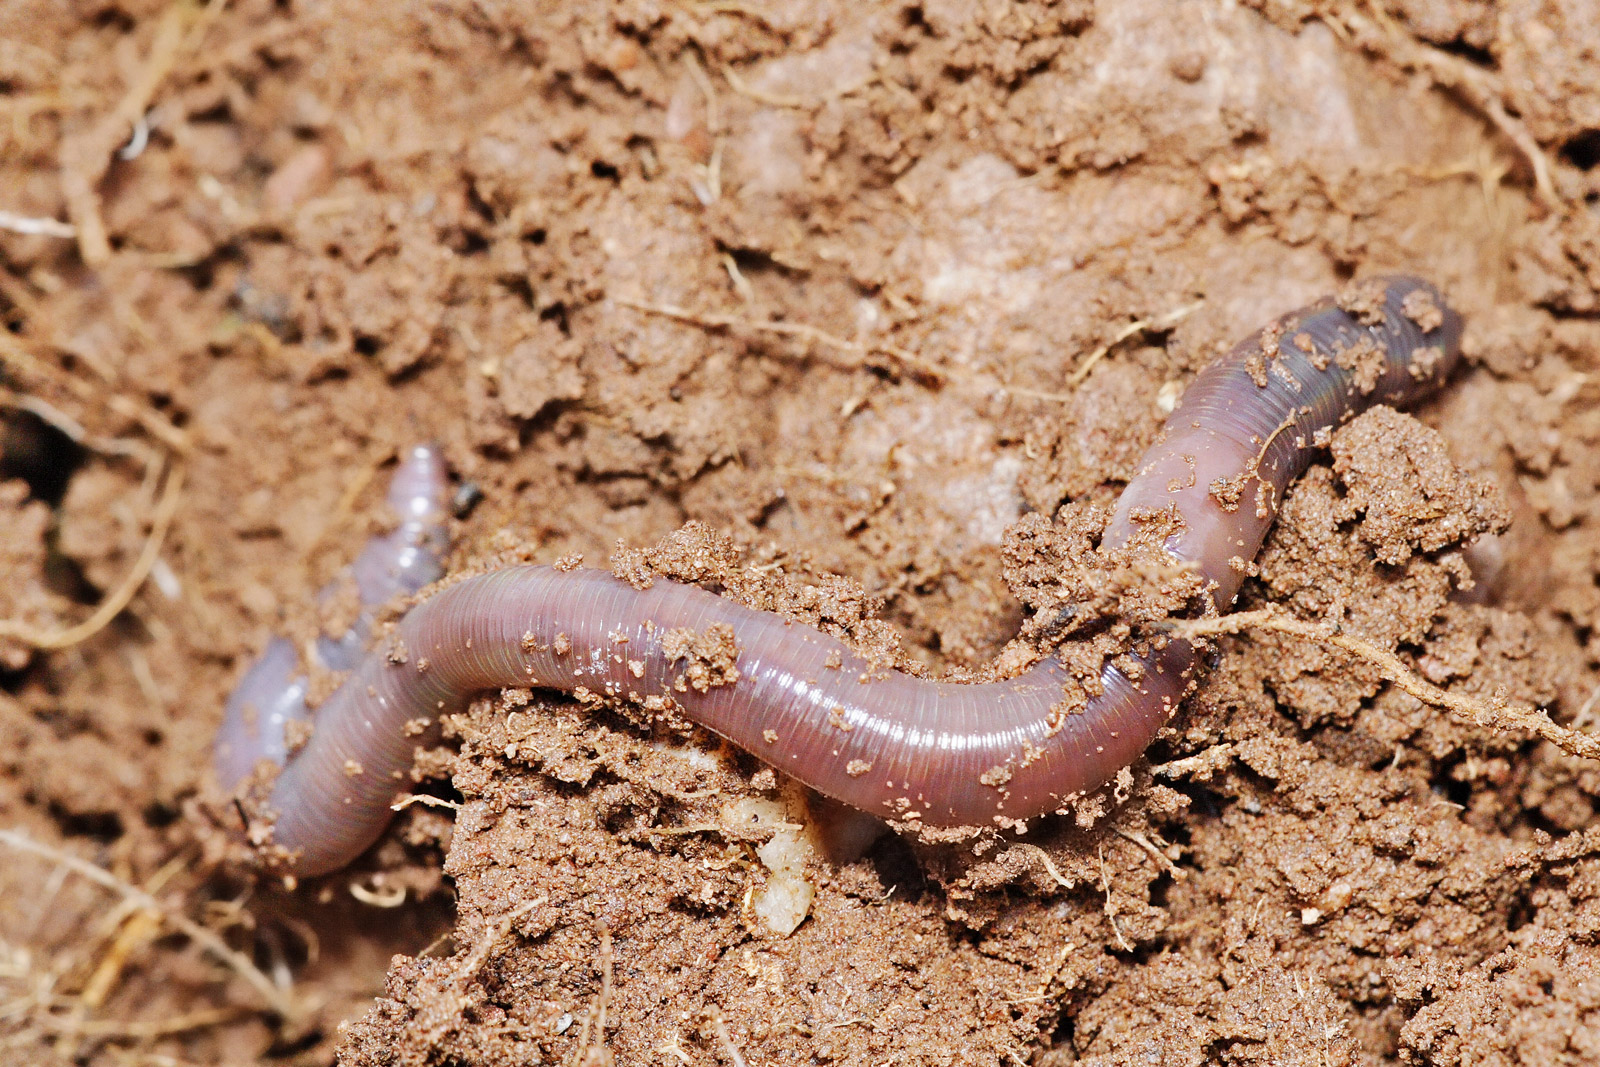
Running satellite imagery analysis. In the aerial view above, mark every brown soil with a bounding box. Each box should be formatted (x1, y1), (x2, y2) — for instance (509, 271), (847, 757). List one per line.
(4, 1), (1600, 1064)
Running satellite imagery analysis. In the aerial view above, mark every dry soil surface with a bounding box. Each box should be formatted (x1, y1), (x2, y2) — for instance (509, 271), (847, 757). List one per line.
(4, 1), (1600, 1065)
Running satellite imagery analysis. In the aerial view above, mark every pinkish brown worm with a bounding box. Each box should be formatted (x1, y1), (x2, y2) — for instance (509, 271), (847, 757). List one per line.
(215, 276), (1462, 876)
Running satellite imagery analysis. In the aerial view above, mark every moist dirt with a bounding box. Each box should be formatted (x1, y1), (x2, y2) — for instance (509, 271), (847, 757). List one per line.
(4, 1), (1600, 1064)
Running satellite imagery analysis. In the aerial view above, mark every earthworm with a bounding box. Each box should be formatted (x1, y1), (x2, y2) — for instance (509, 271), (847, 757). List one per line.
(213, 444), (452, 788)
(218, 276), (1461, 876)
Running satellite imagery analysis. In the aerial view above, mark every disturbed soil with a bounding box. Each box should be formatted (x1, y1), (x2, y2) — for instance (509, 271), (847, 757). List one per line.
(4, 0), (1600, 1064)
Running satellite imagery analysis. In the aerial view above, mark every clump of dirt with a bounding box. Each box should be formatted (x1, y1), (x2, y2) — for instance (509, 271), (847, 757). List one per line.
(5, 0), (1600, 1064)
(0, 478), (60, 671)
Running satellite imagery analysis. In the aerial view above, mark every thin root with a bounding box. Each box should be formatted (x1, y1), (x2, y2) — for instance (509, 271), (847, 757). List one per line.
(711, 1010), (751, 1067)
(618, 295), (1207, 404)
(1013, 842), (1074, 889)
(402, 897), (543, 1067)
(721, 62), (876, 110)
(1097, 843), (1134, 953)
(1067, 300), (1205, 389)
(574, 930), (615, 1067)
(58, 3), (187, 265)
(0, 386), (161, 467)
(1170, 609), (1600, 763)
(616, 298), (946, 384)
(998, 299), (1205, 400)
(1328, 5), (1559, 208)
(1113, 827), (1187, 881)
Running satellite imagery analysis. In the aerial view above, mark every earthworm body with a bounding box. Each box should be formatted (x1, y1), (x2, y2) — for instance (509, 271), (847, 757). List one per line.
(216, 276), (1462, 876)
(213, 444), (452, 787)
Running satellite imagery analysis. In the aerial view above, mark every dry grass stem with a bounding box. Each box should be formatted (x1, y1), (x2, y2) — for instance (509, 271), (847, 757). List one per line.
(0, 829), (295, 1019)
(0, 211), (76, 238)
(57, 0), (229, 264)
(33, 1004), (247, 1040)
(0, 461), (184, 651)
(78, 908), (163, 1010)
(0, 388), (162, 471)
(0, 333), (191, 453)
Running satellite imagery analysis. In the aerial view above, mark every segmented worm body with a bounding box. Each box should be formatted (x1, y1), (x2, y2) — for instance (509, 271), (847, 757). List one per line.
(217, 277), (1462, 876)
(213, 444), (452, 788)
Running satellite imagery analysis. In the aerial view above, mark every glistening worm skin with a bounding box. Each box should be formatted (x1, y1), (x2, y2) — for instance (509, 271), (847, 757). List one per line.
(221, 277), (1462, 876)
(213, 444), (452, 789)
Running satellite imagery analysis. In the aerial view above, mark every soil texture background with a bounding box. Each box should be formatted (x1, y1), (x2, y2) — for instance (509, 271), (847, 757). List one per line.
(4, 0), (1600, 1064)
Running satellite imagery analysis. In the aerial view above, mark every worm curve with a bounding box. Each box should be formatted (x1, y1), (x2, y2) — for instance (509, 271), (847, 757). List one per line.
(217, 276), (1462, 876)
(214, 444), (452, 788)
